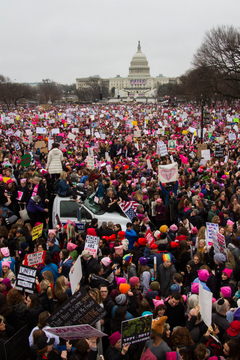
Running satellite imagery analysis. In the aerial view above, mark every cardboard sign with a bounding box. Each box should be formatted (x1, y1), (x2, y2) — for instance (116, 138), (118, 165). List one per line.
(4, 325), (30, 360)
(32, 223), (43, 241)
(199, 282), (212, 328)
(35, 140), (46, 149)
(159, 143), (168, 156)
(15, 265), (37, 293)
(145, 229), (155, 247)
(215, 145), (225, 158)
(197, 143), (207, 159)
(24, 251), (46, 267)
(47, 324), (107, 341)
(84, 235), (99, 257)
(158, 162), (178, 183)
(47, 288), (106, 327)
(121, 315), (152, 346)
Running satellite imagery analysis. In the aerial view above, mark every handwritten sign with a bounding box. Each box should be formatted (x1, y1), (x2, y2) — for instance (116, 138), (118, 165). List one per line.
(24, 251), (46, 267)
(121, 315), (152, 346)
(84, 235), (99, 257)
(47, 324), (106, 341)
(47, 288), (106, 327)
(32, 223), (43, 241)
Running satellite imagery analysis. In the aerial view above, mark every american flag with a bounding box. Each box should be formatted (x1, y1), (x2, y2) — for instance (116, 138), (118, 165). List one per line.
(119, 201), (139, 221)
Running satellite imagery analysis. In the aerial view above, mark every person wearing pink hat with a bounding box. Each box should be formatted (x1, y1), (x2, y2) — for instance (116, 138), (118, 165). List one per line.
(0, 247), (15, 275)
(0, 261), (15, 282)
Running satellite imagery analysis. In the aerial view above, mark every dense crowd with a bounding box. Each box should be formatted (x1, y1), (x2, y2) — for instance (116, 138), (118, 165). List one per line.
(0, 102), (240, 360)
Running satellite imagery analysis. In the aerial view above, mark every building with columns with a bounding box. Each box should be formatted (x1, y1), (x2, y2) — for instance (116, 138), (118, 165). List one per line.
(76, 41), (177, 100)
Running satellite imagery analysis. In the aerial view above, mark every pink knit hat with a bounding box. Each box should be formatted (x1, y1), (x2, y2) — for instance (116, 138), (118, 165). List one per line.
(1, 261), (10, 268)
(170, 224), (178, 231)
(222, 268), (233, 278)
(227, 219), (234, 226)
(67, 243), (77, 252)
(101, 256), (112, 267)
(152, 299), (164, 309)
(0, 247), (10, 257)
(191, 283), (199, 294)
(198, 269), (209, 282)
(115, 277), (127, 286)
(129, 276), (139, 287)
(108, 331), (121, 346)
(220, 286), (231, 298)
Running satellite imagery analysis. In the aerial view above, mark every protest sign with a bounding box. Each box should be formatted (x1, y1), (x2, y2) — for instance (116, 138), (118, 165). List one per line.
(158, 163), (178, 183)
(206, 222), (219, 244)
(145, 229), (155, 247)
(21, 153), (31, 168)
(229, 132), (236, 141)
(201, 149), (211, 160)
(121, 315), (152, 346)
(51, 128), (60, 134)
(68, 132), (76, 141)
(215, 145), (225, 158)
(47, 324), (106, 341)
(151, 201), (156, 216)
(32, 223), (43, 241)
(15, 265), (37, 293)
(86, 156), (95, 169)
(5, 129), (14, 136)
(134, 130), (141, 137)
(24, 251), (46, 267)
(35, 140), (46, 149)
(199, 282), (212, 328)
(168, 140), (176, 150)
(197, 143), (207, 159)
(4, 325), (30, 360)
(84, 235), (99, 257)
(16, 191), (23, 201)
(69, 255), (82, 294)
(47, 287), (106, 327)
(159, 143), (168, 156)
(211, 230), (227, 257)
(36, 127), (47, 134)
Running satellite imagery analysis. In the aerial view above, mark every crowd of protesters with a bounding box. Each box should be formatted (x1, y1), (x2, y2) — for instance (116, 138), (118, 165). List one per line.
(0, 101), (240, 360)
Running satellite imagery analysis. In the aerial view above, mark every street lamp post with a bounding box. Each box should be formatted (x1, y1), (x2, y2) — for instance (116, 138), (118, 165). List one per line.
(201, 99), (204, 144)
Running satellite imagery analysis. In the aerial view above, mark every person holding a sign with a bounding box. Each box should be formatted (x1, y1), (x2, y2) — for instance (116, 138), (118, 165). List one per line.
(105, 332), (130, 360)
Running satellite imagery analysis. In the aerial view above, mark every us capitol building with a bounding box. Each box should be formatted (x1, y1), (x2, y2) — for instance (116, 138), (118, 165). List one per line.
(76, 41), (178, 101)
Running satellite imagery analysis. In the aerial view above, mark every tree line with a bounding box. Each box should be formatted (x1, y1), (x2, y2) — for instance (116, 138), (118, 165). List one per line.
(157, 25), (240, 104)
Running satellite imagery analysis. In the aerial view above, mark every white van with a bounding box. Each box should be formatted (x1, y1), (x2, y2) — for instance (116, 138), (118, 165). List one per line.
(52, 196), (129, 231)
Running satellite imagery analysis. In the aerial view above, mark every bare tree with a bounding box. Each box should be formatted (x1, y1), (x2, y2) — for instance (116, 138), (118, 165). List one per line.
(39, 79), (62, 103)
(0, 75), (36, 108)
(193, 25), (240, 98)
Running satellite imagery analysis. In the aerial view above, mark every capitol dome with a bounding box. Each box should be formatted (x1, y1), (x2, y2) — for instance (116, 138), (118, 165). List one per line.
(128, 41), (150, 77)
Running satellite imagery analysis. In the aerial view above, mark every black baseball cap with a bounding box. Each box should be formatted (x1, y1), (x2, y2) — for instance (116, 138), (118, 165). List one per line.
(37, 336), (54, 350)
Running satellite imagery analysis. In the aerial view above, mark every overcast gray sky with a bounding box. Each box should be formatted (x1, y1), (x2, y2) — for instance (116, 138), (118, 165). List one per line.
(1, 0), (239, 85)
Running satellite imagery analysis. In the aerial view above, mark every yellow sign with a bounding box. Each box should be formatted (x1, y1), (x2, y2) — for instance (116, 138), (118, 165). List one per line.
(182, 130), (188, 134)
(32, 223), (43, 241)
(132, 121), (137, 126)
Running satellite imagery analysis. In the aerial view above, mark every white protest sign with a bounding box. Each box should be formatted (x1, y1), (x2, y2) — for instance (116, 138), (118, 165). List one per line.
(5, 129), (14, 136)
(69, 255), (82, 294)
(86, 129), (90, 136)
(229, 132), (236, 141)
(201, 149), (211, 161)
(158, 163), (178, 183)
(68, 132), (76, 141)
(199, 282), (212, 328)
(211, 230), (227, 257)
(25, 129), (32, 136)
(134, 130), (141, 137)
(36, 127), (47, 134)
(47, 324), (107, 341)
(48, 139), (54, 150)
(72, 128), (79, 133)
(206, 223), (219, 244)
(84, 235), (99, 257)
(51, 128), (60, 135)
(86, 156), (95, 169)
(159, 143), (168, 156)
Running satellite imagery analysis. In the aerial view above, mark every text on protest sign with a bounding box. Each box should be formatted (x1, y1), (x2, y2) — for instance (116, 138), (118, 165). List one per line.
(206, 222), (219, 244)
(15, 265), (37, 293)
(24, 251), (46, 267)
(121, 315), (152, 346)
(32, 223), (43, 241)
(47, 287), (106, 327)
(47, 324), (107, 341)
(84, 235), (99, 257)
(211, 230), (228, 258)
(145, 229), (155, 247)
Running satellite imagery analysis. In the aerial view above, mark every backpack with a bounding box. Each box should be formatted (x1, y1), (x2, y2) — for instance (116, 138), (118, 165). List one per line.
(53, 178), (60, 193)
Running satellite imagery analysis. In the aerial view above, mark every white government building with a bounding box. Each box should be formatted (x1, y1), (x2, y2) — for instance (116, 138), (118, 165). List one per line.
(76, 41), (177, 101)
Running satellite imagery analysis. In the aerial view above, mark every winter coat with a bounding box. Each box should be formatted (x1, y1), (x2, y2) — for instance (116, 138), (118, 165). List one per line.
(105, 344), (130, 360)
(26, 304), (44, 332)
(158, 263), (176, 298)
(227, 243), (240, 266)
(41, 263), (59, 284)
(125, 229), (137, 250)
(47, 148), (63, 174)
(57, 179), (69, 196)
(11, 303), (28, 330)
(155, 203), (167, 221)
(27, 198), (45, 214)
(59, 257), (73, 279)
(140, 270), (151, 295)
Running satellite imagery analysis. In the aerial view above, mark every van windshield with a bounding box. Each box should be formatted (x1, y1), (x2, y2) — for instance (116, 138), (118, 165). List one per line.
(84, 198), (105, 215)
